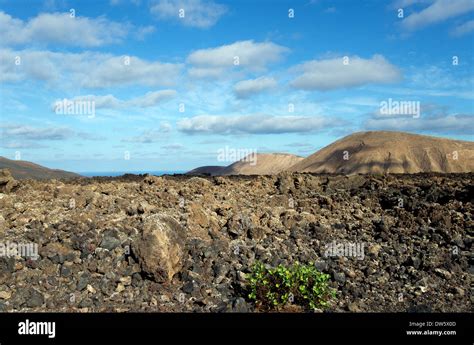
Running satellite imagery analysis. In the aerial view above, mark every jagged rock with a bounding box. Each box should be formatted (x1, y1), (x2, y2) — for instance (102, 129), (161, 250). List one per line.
(133, 214), (186, 282)
(0, 173), (471, 313)
(231, 297), (250, 312)
(77, 272), (91, 291)
(188, 176), (212, 187)
(0, 290), (12, 300)
(100, 229), (121, 250)
(27, 289), (44, 308)
(434, 268), (452, 280)
(275, 173), (293, 194)
(142, 175), (163, 185)
(0, 214), (6, 235)
(0, 169), (19, 193)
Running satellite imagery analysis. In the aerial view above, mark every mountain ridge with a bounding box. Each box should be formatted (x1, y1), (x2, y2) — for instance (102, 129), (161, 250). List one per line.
(188, 131), (474, 175)
(289, 131), (474, 174)
(0, 156), (81, 180)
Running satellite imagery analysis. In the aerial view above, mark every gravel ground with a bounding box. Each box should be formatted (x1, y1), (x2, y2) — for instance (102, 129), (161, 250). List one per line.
(0, 170), (472, 312)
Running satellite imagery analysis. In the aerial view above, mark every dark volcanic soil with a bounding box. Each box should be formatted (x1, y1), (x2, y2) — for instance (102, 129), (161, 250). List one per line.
(0, 170), (472, 312)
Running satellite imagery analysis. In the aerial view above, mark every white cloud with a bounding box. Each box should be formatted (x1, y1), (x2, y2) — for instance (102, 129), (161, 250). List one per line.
(122, 124), (172, 143)
(128, 90), (177, 107)
(51, 90), (177, 111)
(1, 141), (47, 149)
(340, 97), (380, 107)
(177, 114), (337, 134)
(407, 88), (472, 100)
(52, 95), (121, 110)
(187, 66), (228, 79)
(0, 49), (183, 88)
(366, 113), (474, 135)
(451, 19), (474, 36)
(83, 56), (182, 88)
(150, 0), (227, 28)
(1, 124), (73, 140)
(373, 65), (474, 100)
(290, 55), (401, 91)
(0, 11), (130, 47)
(135, 25), (156, 40)
(400, 0), (474, 31)
(158, 122), (172, 133)
(233, 77), (277, 99)
(0, 49), (61, 82)
(187, 40), (289, 78)
(0, 124), (103, 147)
(162, 143), (184, 150)
(110, 0), (142, 5)
(390, 0), (434, 9)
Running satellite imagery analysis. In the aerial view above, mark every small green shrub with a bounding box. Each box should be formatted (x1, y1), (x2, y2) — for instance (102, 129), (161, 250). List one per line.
(247, 261), (336, 311)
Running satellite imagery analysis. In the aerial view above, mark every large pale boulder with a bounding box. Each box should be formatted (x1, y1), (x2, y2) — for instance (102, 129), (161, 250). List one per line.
(0, 169), (19, 193)
(133, 214), (186, 282)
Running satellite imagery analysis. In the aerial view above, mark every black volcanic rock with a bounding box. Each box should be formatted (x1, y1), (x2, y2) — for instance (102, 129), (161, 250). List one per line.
(0, 173), (471, 312)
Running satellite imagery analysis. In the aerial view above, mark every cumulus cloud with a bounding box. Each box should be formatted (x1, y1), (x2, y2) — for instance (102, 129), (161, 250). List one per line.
(399, 0), (474, 31)
(0, 49), (183, 88)
(233, 77), (277, 99)
(1, 124), (74, 140)
(451, 19), (474, 36)
(0, 11), (132, 47)
(135, 25), (156, 40)
(290, 55), (401, 91)
(128, 90), (177, 107)
(187, 66), (228, 79)
(390, 0), (433, 9)
(0, 124), (103, 149)
(187, 40), (289, 78)
(51, 95), (121, 110)
(0, 49), (65, 82)
(162, 143), (184, 150)
(150, 0), (227, 28)
(82, 56), (182, 88)
(1, 141), (47, 149)
(177, 114), (339, 134)
(51, 90), (177, 111)
(365, 113), (474, 135)
(122, 123), (172, 143)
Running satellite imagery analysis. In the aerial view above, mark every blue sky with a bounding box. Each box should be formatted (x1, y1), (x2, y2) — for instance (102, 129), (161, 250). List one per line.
(0, 0), (473, 172)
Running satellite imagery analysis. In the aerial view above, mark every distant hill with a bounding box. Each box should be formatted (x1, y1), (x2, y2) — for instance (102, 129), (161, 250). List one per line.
(0, 156), (81, 180)
(289, 131), (474, 174)
(186, 166), (226, 176)
(221, 153), (304, 175)
(188, 153), (304, 176)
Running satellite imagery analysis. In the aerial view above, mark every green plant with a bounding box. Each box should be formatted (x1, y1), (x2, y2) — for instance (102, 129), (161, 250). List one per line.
(247, 261), (336, 311)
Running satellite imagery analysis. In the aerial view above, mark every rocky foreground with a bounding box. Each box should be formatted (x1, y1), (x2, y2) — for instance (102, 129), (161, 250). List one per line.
(0, 170), (472, 312)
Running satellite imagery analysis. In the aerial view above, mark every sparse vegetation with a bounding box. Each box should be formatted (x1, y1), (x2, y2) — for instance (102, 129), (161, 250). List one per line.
(247, 261), (336, 311)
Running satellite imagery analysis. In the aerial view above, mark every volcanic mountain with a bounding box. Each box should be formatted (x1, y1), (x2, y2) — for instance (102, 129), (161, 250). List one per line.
(186, 166), (226, 176)
(0, 156), (81, 180)
(289, 131), (474, 174)
(188, 153), (304, 176)
(221, 153), (304, 175)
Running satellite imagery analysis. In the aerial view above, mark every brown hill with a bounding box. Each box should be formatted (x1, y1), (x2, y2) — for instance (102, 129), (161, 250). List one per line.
(289, 131), (474, 174)
(0, 156), (81, 180)
(220, 153), (304, 175)
(186, 165), (226, 176)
